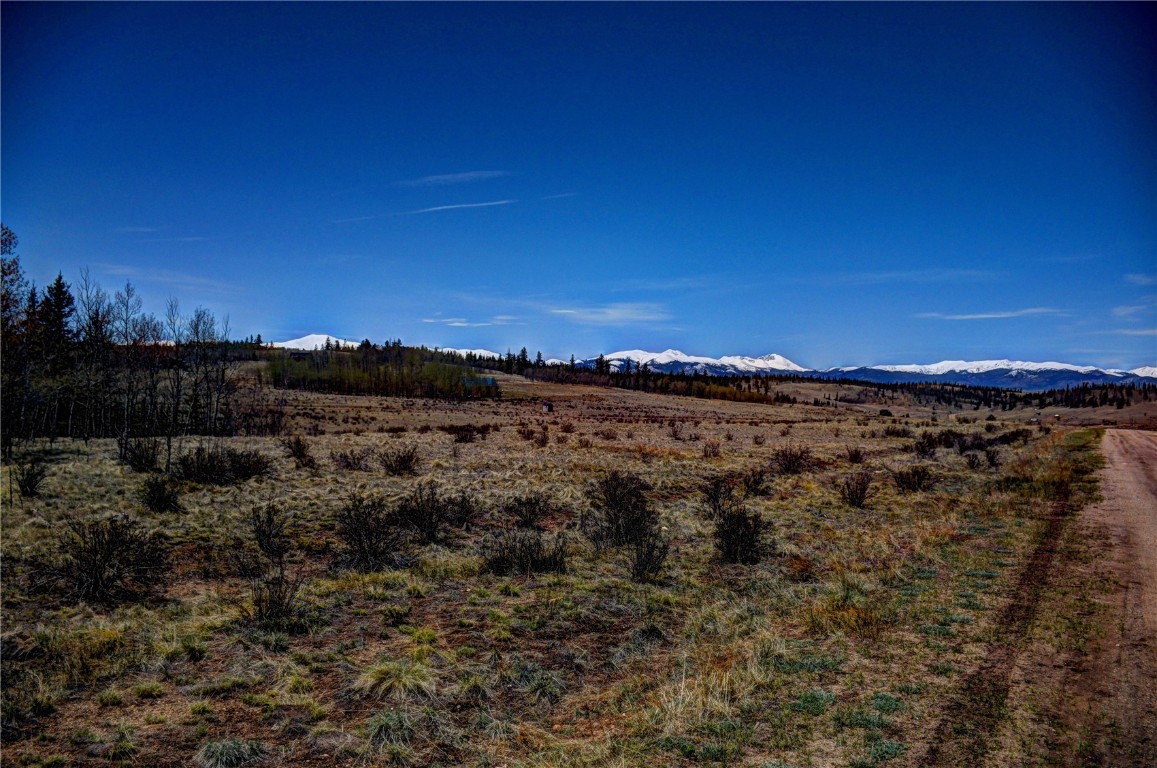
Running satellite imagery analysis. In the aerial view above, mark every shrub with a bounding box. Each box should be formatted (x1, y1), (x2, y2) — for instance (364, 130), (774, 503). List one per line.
(138, 475), (182, 514)
(378, 445), (421, 476)
(12, 456), (49, 497)
(845, 445), (866, 464)
(243, 566), (306, 632)
(503, 492), (553, 530)
(439, 424), (489, 443)
(701, 475), (736, 515)
(247, 504), (291, 564)
(740, 465), (771, 497)
(965, 452), (982, 470)
(912, 432), (939, 459)
(280, 435), (317, 470)
(771, 444), (813, 474)
(712, 496), (768, 564)
(883, 425), (912, 439)
(838, 472), (873, 508)
(584, 470), (657, 549)
(892, 465), (936, 492)
(702, 439), (722, 458)
(336, 494), (402, 571)
(985, 447), (1001, 469)
(481, 530), (568, 575)
(194, 738), (267, 768)
(630, 531), (669, 583)
(330, 446), (374, 472)
(392, 483), (479, 543)
(48, 514), (169, 603)
(174, 446), (271, 485)
(117, 437), (161, 473)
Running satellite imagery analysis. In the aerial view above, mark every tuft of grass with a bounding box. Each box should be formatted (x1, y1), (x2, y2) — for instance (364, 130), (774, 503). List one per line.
(13, 455), (50, 497)
(194, 738), (268, 768)
(838, 471), (874, 508)
(790, 688), (835, 715)
(378, 444), (421, 475)
(355, 660), (436, 701)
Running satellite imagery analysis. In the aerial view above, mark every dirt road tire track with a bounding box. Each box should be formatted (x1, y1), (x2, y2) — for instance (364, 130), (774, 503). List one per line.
(922, 429), (1157, 766)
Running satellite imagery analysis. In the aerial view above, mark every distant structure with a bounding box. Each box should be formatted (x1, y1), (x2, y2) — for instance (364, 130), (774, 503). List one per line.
(541, 401), (554, 413)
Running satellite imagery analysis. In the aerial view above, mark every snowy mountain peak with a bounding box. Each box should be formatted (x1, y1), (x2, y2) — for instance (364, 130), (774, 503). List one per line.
(436, 347), (502, 359)
(594, 349), (807, 374)
(1131, 366), (1157, 378)
(272, 333), (362, 350)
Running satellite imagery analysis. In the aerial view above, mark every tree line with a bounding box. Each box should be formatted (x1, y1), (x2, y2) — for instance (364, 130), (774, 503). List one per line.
(1, 224), (246, 464)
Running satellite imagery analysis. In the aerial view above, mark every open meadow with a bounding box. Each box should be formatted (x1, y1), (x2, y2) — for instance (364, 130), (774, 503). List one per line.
(2, 377), (1152, 767)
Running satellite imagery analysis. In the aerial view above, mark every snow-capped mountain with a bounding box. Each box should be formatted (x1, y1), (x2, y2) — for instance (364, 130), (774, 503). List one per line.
(272, 334), (362, 350)
(580, 349), (807, 376)
(817, 359), (1157, 391)
(436, 347), (502, 359)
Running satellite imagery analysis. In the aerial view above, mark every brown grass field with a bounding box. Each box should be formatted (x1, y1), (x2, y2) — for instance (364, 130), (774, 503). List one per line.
(2, 375), (1154, 767)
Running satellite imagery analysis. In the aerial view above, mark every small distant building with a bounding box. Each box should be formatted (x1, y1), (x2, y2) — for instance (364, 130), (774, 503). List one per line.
(541, 401), (554, 413)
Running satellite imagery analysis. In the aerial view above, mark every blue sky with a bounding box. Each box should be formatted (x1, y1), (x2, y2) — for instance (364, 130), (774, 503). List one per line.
(3, 3), (1154, 369)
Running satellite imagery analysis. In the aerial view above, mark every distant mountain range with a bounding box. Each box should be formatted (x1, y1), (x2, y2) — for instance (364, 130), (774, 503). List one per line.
(271, 335), (1156, 392)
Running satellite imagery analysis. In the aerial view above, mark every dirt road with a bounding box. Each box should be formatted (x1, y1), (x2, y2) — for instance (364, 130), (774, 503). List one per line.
(1098, 430), (1157, 636)
(1079, 429), (1157, 764)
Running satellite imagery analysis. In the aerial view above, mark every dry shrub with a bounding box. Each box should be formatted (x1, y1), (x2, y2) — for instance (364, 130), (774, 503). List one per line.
(45, 514), (169, 603)
(280, 435), (317, 470)
(378, 444), (421, 475)
(330, 446), (374, 472)
(393, 482), (478, 544)
(585, 470), (669, 581)
(138, 475), (182, 514)
(702, 439), (722, 458)
(845, 445), (866, 464)
(174, 446), (271, 485)
(837, 471), (873, 508)
(336, 494), (404, 571)
(12, 455), (49, 497)
(502, 492), (554, 530)
(892, 464), (936, 492)
(481, 530), (567, 575)
(116, 437), (161, 473)
(771, 444), (813, 474)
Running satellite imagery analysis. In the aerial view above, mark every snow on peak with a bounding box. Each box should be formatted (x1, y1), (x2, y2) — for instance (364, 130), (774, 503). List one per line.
(601, 349), (807, 372)
(273, 334), (362, 350)
(869, 359), (1109, 376)
(1131, 366), (1157, 378)
(437, 347), (501, 359)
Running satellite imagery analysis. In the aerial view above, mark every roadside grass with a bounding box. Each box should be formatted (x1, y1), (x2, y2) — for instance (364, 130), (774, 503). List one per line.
(0, 384), (1096, 766)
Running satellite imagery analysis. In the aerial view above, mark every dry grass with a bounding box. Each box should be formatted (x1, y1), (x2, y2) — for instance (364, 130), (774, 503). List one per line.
(0, 377), (1116, 766)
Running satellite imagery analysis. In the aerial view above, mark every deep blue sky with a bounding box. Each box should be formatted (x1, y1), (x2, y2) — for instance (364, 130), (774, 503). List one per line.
(4, 2), (1155, 368)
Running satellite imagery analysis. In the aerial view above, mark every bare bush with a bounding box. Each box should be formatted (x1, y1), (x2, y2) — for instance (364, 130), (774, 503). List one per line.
(117, 437), (161, 473)
(378, 445), (421, 476)
(481, 530), (567, 575)
(138, 475), (182, 514)
(280, 435), (317, 470)
(336, 494), (403, 571)
(845, 445), (866, 464)
(712, 496), (768, 564)
(740, 465), (771, 497)
(584, 470), (657, 550)
(771, 444), (813, 474)
(630, 532), (669, 583)
(892, 464), (936, 492)
(174, 446), (272, 485)
(838, 472), (873, 508)
(12, 456), (49, 498)
(46, 514), (169, 603)
(503, 492), (554, 530)
(330, 446), (374, 472)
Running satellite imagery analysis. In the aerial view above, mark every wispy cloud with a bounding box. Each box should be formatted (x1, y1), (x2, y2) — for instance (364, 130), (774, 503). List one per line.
(1113, 303), (1153, 318)
(142, 236), (209, 243)
(614, 276), (709, 293)
(550, 302), (672, 326)
(116, 226), (160, 234)
(1114, 328), (1157, 336)
(1126, 274), (1157, 286)
(96, 264), (237, 293)
(916, 307), (1063, 321)
(331, 213), (384, 224)
(408, 200), (516, 215)
(420, 314), (522, 328)
(833, 268), (996, 286)
(540, 193), (577, 200)
(397, 171), (510, 187)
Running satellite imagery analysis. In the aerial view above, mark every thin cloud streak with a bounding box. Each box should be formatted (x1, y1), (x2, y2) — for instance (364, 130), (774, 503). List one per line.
(550, 302), (671, 326)
(408, 200), (515, 215)
(115, 226), (160, 233)
(1115, 328), (1157, 336)
(96, 264), (238, 293)
(1126, 274), (1157, 286)
(831, 268), (996, 286)
(397, 171), (510, 187)
(916, 307), (1063, 321)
